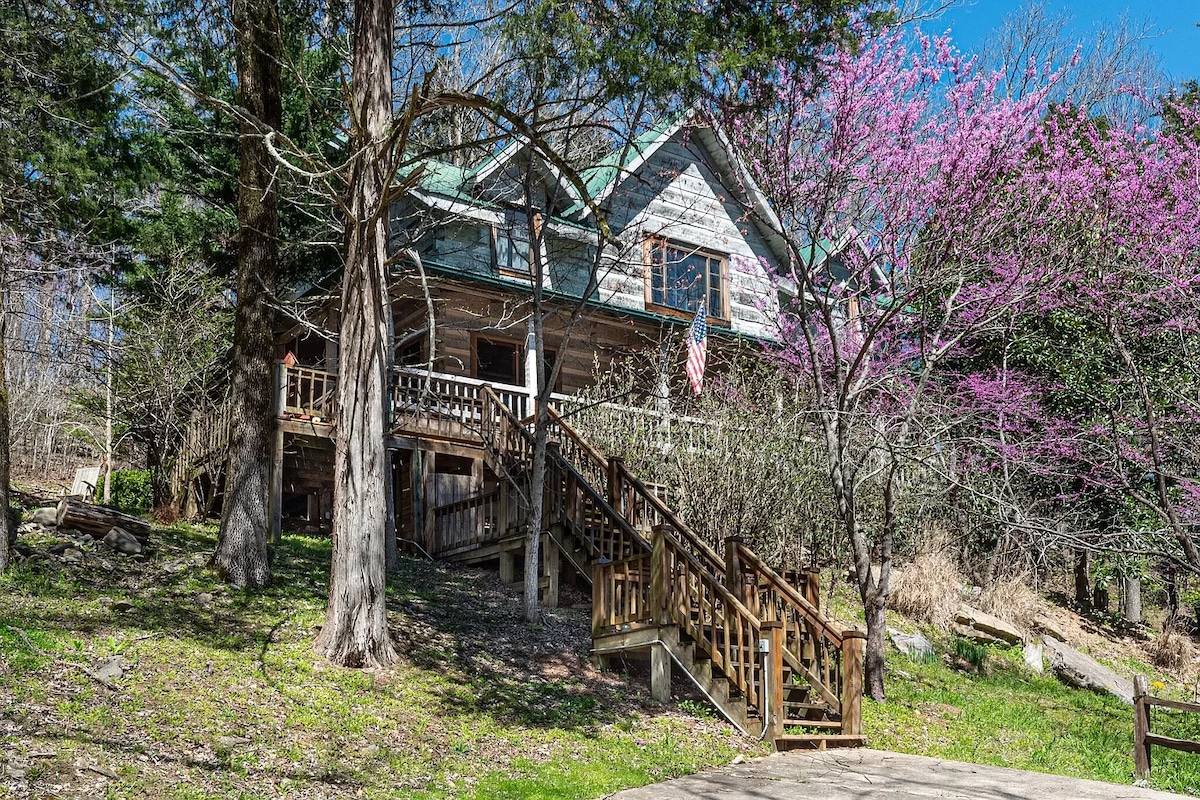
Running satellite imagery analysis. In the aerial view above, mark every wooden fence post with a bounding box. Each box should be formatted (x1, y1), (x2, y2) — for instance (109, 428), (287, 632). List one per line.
(1134, 674), (1152, 779)
(841, 631), (866, 737)
(762, 620), (785, 742)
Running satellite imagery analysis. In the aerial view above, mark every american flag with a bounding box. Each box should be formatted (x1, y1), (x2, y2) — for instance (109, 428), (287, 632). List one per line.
(685, 302), (707, 396)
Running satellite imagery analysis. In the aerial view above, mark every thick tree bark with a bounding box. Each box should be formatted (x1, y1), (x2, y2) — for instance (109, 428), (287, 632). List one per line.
(314, 0), (397, 668)
(212, 0), (284, 590)
(0, 299), (11, 572)
(1123, 574), (1142, 624)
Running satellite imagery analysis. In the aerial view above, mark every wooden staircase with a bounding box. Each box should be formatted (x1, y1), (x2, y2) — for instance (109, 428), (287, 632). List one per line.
(427, 385), (865, 750)
(170, 364), (865, 749)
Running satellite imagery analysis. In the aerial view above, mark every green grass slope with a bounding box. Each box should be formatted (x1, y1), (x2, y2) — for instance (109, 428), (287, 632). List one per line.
(867, 638), (1200, 795)
(0, 525), (756, 799)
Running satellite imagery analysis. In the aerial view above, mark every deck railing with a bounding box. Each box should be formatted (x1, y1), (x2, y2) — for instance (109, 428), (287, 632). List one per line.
(169, 399), (233, 504)
(392, 368), (529, 434)
(282, 365), (337, 421)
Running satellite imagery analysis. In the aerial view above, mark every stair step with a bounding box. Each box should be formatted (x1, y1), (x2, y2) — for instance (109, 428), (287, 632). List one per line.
(782, 719), (842, 729)
(775, 734), (865, 751)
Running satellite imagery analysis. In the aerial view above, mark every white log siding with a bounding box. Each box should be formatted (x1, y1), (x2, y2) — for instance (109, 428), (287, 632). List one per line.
(598, 132), (780, 338)
(393, 124), (782, 340)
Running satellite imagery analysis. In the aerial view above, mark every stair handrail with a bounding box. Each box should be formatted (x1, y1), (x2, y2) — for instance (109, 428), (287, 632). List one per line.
(543, 405), (727, 582)
(654, 528), (765, 712)
(732, 539), (864, 735)
(481, 386), (648, 562)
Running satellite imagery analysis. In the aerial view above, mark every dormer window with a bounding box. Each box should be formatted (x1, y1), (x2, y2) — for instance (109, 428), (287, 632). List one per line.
(644, 236), (727, 320)
(492, 209), (543, 279)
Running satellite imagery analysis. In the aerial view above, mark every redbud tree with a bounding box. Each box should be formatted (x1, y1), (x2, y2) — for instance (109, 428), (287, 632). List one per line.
(730, 28), (1094, 700)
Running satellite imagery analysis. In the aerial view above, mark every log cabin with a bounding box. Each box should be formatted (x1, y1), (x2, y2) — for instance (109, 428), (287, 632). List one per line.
(171, 109), (864, 749)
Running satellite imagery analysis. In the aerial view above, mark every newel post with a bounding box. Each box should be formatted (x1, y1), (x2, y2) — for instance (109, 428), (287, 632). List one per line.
(841, 630), (866, 737)
(650, 526), (669, 625)
(607, 456), (623, 516)
(762, 620), (785, 742)
(1134, 674), (1152, 778)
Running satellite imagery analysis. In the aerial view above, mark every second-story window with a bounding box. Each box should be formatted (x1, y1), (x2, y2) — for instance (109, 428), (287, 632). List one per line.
(645, 237), (726, 319)
(494, 209), (535, 278)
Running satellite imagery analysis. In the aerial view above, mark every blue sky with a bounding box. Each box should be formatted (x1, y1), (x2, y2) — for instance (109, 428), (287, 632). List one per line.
(933, 1), (1200, 82)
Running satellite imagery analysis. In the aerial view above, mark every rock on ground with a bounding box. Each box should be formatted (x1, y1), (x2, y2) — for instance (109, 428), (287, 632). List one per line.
(1043, 637), (1134, 704)
(1033, 615), (1069, 643)
(888, 628), (935, 661)
(102, 527), (143, 555)
(1023, 640), (1044, 673)
(955, 605), (1024, 645)
(28, 507), (58, 527)
(952, 624), (1008, 646)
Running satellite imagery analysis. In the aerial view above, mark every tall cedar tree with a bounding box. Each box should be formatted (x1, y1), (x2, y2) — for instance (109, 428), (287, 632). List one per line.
(310, 0), (878, 656)
(212, 0), (285, 588)
(314, 0), (397, 667)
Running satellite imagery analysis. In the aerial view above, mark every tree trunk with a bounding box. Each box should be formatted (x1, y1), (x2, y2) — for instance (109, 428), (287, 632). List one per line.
(863, 591), (886, 701)
(212, 0), (284, 590)
(524, 410), (548, 621)
(1123, 574), (1142, 625)
(314, 0), (397, 668)
(1074, 549), (1091, 610)
(0, 296), (11, 572)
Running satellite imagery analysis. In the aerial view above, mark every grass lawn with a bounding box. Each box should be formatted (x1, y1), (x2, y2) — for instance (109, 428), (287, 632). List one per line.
(0, 524), (756, 799)
(867, 641), (1200, 796)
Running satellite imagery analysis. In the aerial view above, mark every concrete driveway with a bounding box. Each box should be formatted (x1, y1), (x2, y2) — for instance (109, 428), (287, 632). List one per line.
(607, 749), (1188, 799)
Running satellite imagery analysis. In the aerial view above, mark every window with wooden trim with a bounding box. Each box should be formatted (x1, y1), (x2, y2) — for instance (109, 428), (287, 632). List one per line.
(492, 209), (539, 278)
(471, 334), (560, 389)
(645, 237), (727, 319)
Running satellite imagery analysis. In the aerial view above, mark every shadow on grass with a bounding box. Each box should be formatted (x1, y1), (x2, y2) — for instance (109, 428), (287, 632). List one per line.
(1, 526), (332, 655)
(5, 523), (645, 734)
(386, 559), (633, 733)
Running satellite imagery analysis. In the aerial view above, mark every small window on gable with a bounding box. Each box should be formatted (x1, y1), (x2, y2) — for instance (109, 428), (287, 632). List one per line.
(494, 209), (533, 278)
(645, 237), (726, 320)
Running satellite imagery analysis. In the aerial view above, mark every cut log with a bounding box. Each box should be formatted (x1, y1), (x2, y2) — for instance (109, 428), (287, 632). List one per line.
(56, 499), (151, 541)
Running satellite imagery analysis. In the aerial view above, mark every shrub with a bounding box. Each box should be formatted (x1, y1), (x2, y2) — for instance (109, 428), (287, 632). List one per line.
(1149, 621), (1196, 673)
(889, 552), (963, 629)
(96, 470), (153, 515)
(978, 574), (1041, 630)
